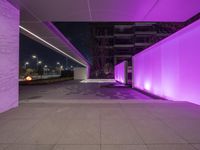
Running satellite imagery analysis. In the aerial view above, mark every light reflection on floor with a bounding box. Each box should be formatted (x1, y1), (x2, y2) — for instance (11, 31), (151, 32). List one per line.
(80, 79), (115, 83)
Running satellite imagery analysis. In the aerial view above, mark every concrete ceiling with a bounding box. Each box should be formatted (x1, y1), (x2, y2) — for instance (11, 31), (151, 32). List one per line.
(9, 0), (200, 22)
(7, 0), (200, 68)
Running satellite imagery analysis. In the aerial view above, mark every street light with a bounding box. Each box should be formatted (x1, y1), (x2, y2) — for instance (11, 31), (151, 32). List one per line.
(43, 65), (48, 75)
(24, 61), (29, 69)
(36, 60), (42, 78)
(56, 62), (62, 75)
(32, 55), (37, 59)
(32, 55), (39, 72)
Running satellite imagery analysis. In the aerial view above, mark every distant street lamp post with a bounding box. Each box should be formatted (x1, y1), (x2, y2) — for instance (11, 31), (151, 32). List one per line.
(60, 65), (64, 75)
(37, 60), (42, 79)
(32, 55), (39, 72)
(43, 65), (48, 75)
(56, 62), (61, 75)
(24, 61), (29, 69)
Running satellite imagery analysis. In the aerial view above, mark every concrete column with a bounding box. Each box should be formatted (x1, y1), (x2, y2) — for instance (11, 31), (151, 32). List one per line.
(0, 0), (19, 112)
(74, 67), (88, 80)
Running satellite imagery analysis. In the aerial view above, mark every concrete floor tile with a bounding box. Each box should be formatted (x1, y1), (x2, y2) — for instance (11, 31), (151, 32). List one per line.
(16, 118), (67, 144)
(132, 120), (186, 144)
(57, 120), (100, 144)
(0, 144), (8, 150)
(50, 106), (100, 120)
(163, 119), (200, 143)
(5, 144), (53, 150)
(122, 108), (157, 120)
(147, 144), (196, 150)
(0, 81), (198, 148)
(100, 108), (127, 120)
(0, 107), (53, 119)
(0, 119), (38, 143)
(101, 120), (144, 144)
(53, 145), (100, 150)
(101, 145), (147, 150)
(0, 118), (10, 126)
(192, 144), (200, 150)
(19, 80), (152, 101)
(146, 103), (200, 120)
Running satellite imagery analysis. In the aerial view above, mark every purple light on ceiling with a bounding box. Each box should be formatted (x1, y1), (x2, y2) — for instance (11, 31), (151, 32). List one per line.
(8, 0), (200, 22)
(114, 61), (128, 84)
(0, 0), (19, 112)
(133, 18), (200, 105)
(143, 0), (200, 22)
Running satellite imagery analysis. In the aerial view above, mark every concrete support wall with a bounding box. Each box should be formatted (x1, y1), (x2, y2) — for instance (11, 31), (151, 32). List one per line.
(0, 0), (19, 112)
(114, 61), (128, 84)
(74, 67), (87, 80)
(133, 18), (200, 105)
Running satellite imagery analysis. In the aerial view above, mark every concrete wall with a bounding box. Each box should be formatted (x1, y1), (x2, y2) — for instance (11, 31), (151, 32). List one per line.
(0, 0), (19, 112)
(133, 18), (200, 105)
(114, 61), (128, 84)
(74, 67), (87, 80)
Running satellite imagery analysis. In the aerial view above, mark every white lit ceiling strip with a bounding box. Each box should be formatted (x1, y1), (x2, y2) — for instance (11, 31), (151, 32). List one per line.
(19, 25), (87, 67)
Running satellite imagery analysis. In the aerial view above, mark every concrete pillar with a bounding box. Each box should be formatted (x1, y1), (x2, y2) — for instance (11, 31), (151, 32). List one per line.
(0, 0), (19, 112)
(74, 67), (88, 80)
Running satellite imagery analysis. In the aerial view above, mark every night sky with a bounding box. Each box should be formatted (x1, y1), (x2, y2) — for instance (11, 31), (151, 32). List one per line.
(20, 34), (83, 69)
(53, 22), (92, 63)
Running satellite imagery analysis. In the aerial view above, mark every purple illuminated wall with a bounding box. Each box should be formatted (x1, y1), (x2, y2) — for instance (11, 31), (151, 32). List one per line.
(133, 18), (200, 105)
(115, 61), (128, 84)
(0, 0), (19, 112)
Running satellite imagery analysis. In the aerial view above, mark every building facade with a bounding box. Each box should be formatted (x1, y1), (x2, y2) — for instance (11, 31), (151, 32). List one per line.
(89, 22), (184, 79)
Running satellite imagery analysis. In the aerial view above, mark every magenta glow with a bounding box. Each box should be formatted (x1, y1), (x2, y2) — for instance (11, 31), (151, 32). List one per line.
(133, 18), (200, 105)
(114, 61), (128, 84)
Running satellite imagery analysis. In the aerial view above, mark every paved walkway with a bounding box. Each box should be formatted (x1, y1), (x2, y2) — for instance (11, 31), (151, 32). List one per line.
(19, 80), (152, 102)
(0, 80), (199, 150)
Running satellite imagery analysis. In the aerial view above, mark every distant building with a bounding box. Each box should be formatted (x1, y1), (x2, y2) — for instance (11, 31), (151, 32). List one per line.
(89, 22), (184, 79)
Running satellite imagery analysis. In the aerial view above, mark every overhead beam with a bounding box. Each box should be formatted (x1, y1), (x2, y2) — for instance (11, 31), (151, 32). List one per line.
(20, 25), (88, 67)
